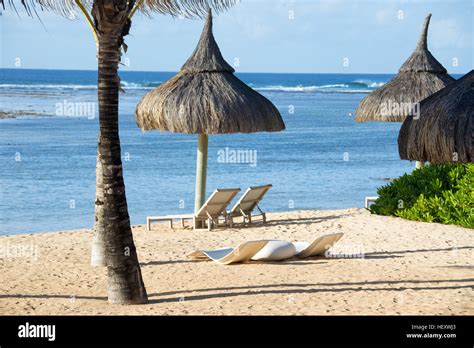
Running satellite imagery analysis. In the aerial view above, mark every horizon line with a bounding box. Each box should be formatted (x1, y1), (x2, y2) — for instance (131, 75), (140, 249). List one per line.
(1, 67), (468, 77)
(0, 67), (400, 75)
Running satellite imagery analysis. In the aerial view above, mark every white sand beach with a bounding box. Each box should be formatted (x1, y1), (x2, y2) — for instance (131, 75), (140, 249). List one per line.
(0, 208), (472, 315)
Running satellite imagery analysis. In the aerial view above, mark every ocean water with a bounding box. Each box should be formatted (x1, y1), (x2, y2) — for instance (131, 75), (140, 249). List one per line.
(0, 68), (421, 235)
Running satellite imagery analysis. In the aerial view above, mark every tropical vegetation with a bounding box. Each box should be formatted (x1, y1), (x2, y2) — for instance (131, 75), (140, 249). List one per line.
(370, 164), (474, 229)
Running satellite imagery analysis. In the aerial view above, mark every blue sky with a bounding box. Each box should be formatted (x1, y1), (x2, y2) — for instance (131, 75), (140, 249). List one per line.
(1, 0), (472, 73)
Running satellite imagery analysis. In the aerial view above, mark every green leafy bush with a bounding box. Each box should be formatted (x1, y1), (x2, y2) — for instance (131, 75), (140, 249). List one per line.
(369, 164), (474, 229)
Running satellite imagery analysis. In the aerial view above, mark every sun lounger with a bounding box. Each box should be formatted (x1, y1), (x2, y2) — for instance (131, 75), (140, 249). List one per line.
(292, 233), (344, 259)
(147, 188), (240, 231)
(228, 184), (272, 226)
(146, 214), (194, 230)
(188, 233), (344, 264)
(188, 240), (268, 265)
(194, 188), (241, 230)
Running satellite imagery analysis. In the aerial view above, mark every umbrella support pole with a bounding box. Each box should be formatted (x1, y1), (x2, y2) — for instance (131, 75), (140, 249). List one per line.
(194, 134), (209, 228)
(415, 161), (425, 169)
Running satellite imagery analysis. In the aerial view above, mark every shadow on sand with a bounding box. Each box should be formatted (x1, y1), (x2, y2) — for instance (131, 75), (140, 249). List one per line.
(146, 277), (474, 304)
(3, 278), (473, 305)
(245, 214), (352, 228)
(364, 245), (474, 256)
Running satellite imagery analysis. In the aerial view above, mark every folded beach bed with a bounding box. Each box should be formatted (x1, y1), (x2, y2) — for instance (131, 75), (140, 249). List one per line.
(188, 233), (344, 264)
(228, 184), (272, 226)
(188, 240), (269, 265)
(147, 188), (240, 231)
(292, 233), (344, 259)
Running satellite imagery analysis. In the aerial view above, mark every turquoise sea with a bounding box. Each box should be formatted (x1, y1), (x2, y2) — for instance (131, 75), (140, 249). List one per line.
(0, 68), (441, 235)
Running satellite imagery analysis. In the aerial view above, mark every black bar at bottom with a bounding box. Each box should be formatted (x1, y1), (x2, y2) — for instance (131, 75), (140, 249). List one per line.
(0, 315), (472, 346)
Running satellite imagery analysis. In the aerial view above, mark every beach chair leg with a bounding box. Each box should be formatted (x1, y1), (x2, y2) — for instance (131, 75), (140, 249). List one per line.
(256, 204), (266, 224)
(248, 214), (252, 225)
(194, 217), (203, 230)
(207, 218), (212, 231)
(147, 218), (151, 231)
(169, 220), (173, 229)
(181, 218), (185, 228)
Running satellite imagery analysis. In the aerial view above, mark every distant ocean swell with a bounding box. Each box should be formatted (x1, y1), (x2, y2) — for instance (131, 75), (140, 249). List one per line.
(0, 79), (386, 93)
(252, 80), (385, 93)
(0, 81), (162, 91)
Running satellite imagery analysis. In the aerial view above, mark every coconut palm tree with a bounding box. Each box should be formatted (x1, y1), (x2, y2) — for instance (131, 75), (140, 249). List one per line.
(2, 0), (236, 304)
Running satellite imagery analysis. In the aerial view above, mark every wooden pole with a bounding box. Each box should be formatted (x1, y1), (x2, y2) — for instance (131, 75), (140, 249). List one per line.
(194, 134), (209, 215)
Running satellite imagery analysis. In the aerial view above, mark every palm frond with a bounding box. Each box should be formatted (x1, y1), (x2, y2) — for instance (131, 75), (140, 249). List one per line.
(1, 0), (238, 18)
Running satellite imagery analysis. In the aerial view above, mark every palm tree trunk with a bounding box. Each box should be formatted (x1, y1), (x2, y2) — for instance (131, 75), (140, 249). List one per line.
(91, 143), (106, 266)
(93, 1), (147, 304)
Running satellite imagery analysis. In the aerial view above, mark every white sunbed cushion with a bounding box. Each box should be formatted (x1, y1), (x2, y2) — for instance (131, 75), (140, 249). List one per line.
(292, 241), (310, 255)
(251, 240), (296, 261)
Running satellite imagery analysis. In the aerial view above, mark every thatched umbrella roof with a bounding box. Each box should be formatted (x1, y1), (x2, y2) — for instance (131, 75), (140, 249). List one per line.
(398, 70), (473, 163)
(135, 10), (285, 134)
(355, 14), (455, 123)
(135, 9), (285, 216)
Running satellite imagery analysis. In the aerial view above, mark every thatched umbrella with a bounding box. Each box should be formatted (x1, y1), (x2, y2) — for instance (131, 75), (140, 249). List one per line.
(398, 70), (473, 163)
(136, 9), (285, 214)
(355, 14), (455, 168)
(355, 14), (455, 123)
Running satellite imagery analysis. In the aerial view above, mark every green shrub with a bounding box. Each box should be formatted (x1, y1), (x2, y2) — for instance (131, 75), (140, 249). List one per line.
(369, 164), (474, 229)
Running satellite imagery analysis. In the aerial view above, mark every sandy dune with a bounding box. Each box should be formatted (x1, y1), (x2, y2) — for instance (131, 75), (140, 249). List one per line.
(0, 208), (473, 315)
